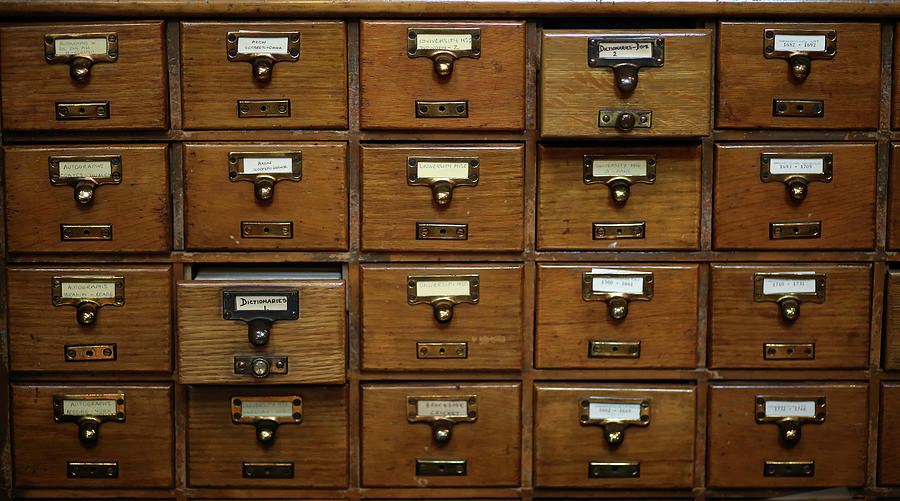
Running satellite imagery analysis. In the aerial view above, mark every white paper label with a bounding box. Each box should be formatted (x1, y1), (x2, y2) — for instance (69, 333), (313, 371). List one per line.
(234, 295), (289, 311)
(769, 158), (825, 175)
(590, 268), (644, 294)
(415, 280), (470, 297)
(416, 400), (468, 417)
(63, 399), (117, 416)
(415, 33), (472, 51)
(588, 402), (642, 421)
(595, 41), (653, 59)
(60, 282), (116, 299)
(762, 277), (817, 295)
(54, 37), (108, 56)
(764, 400), (816, 418)
(592, 159), (648, 178)
(416, 161), (471, 179)
(774, 34), (826, 52)
(58, 160), (113, 178)
(241, 400), (294, 417)
(237, 36), (289, 54)
(241, 157), (294, 174)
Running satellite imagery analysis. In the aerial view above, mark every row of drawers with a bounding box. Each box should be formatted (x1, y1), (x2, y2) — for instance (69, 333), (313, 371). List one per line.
(0, 21), (891, 133)
(10, 381), (899, 488)
(8, 263), (890, 376)
(5, 142), (891, 253)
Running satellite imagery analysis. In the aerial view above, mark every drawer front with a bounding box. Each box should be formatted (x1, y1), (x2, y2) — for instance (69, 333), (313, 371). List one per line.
(360, 264), (523, 371)
(717, 22), (880, 129)
(181, 21), (348, 130)
(709, 264), (870, 369)
(188, 386), (348, 487)
(880, 382), (900, 485)
(183, 142), (348, 251)
(360, 144), (525, 252)
(12, 383), (174, 487)
(541, 30), (712, 138)
(707, 383), (867, 487)
(538, 144), (701, 250)
(361, 383), (521, 487)
(534, 383), (695, 487)
(177, 280), (346, 384)
(536, 264), (698, 369)
(360, 20), (525, 130)
(8, 265), (172, 373)
(1, 22), (168, 131)
(886, 271), (900, 370)
(714, 143), (876, 250)
(4, 144), (170, 253)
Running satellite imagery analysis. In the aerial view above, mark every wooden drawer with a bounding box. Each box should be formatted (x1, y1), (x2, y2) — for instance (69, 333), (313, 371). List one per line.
(180, 21), (347, 130)
(709, 263), (870, 369)
(885, 270), (900, 370)
(707, 383), (867, 487)
(177, 279), (346, 384)
(0, 21), (168, 131)
(540, 30), (712, 138)
(187, 385), (348, 487)
(4, 144), (170, 253)
(7, 265), (171, 373)
(12, 383), (173, 488)
(361, 383), (521, 487)
(536, 264), (698, 369)
(360, 264), (523, 371)
(880, 382), (900, 485)
(534, 383), (695, 487)
(183, 142), (348, 251)
(359, 20), (525, 130)
(714, 143), (876, 250)
(717, 22), (880, 129)
(360, 144), (525, 252)
(538, 144), (701, 250)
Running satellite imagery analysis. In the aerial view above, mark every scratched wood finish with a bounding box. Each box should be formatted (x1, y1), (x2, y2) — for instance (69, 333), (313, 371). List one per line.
(177, 280), (346, 384)
(180, 22), (348, 130)
(360, 264), (523, 371)
(0, 21), (168, 131)
(888, 144), (900, 249)
(540, 30), (712, 138)
(707, 383), (867, 487)
(709, 264), (871, 368)
(895, 26), (900, 129)
(885, 271), (900, 370)
(537, 144), (701, 250)
(717, 22), (881, 129)
(183, 142), (348, 251)
(880, 382), (900, 485)
(535, 264), (698, 369)
(361, 383), (521, 487)
(360, 144), (525, 252)
(11, 384), (174, 488)
(714, 143), (876, 250)
(187, 385), (348, 487)
(533, 383), (695, 488)
(4, 144), (171, 253)
(7, 265), (171, 373)
(359, 20), (525, 130)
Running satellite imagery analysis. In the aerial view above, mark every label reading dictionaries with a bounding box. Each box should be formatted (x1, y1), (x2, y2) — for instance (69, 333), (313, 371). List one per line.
(591, 268), (644, 294)
(764, 400), (816, 418)
(595, 40), (652, 59)
(415, 33), (472, 51)
(54, 37), (108, 56)
(234, 295), (289, 311)
(588, 402), (642, 421)
(61, 282), (116, 299)
(774, 34), (826, 52)
(415, 280), (470, 297)
(63, 399), (117, 416)
(417, 399), (468, 417)
(241, 157), (294, 175)
(237, 36), (289, 54)
(241, 400), (294, 417)
(416, 161), (471, 179)
(769, 158), (825, 175)
(58, 160), (113, 179)
(592, 158), (647, 178)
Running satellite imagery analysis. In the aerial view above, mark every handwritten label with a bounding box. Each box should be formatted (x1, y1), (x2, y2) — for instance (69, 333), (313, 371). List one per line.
(592, 159), (647, 178)
(416, 280), (470, 297)
(588, 402), (642, 421)
(762, 277), (817, 295)
(241, 157), (294, 174)
(416, 399), (468, 417)
(764, 400), (816, 418)
(237, 36), (289, 54)
(590, 268), (644, 294)
(595, 41), (652, 59)
(234, 295), (289, 311)
(774, 34), (826, 52)
(63, 399), (117, 416)
(769, 158), (825, 175)
(415, 33), (472, 51)
(416, 161), (471, 179)
(241, 400), (294, 417)
(61, 282), (116, 299)
(54, 37), (108, 56)
(58, 160), (113, 178)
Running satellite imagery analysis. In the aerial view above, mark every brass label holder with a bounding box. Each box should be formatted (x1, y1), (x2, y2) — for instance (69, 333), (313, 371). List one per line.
(417, 341), (468, 359)
(598, 110), (651, 131)
(753, 272), (826, 322)
(407, 395), (477, 443)
(234, 355), (288, 378)
(227, 31), (300, 81)
(407, 27), (481, 76)
(760, 152), (833, 201)
(583, 154), (656, 205)
(56, 101), (110, 120)
(407, 274), (479, 323)
(44, 32), (118, 81)
(243, 461), (294, 478)
(49, 155), (122, 204)
(579, 397), (650, 446)
(51, 276), (124, 326)
(755, 395), (825, 442)
(764, 29), (836, 81)
(588, 36), (664, 93)
(232, 395), (302, 443)
(407, 156), (479, 206)
(228, 151), (302, 201)
(68, 461), (118, 479)
(582, 269), (653, 320)
(223, 290), (299, 346)
(53, 393), (125, 444)
(589, 461), (640, 478)
(65, 344), (117, 362)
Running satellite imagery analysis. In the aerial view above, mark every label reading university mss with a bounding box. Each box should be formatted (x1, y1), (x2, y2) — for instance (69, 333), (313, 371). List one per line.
(595, 40), (652, 59)
(591, 268), (644, 294)
(416, 280), (470, 297)
(769, 158), (825, 175)
(774, 34), (826, 52)
(241, 157), (294, 175)
(237, 36), (289, 54)
(589, 402), (642, 421)
(58, 160), (113, 178)
(241, 400), (294, 417)
(54, 38), (108, 56)
(61, 282), (116, 299)
(415, 33), (472, 51)
(63, 399), (117, 416)
(234, 295), (289, 311)
(592, 159), (647, 178)
(416, 161), (470, 179)
(417, 400), (468, 417)
(764, 400), (816, 418)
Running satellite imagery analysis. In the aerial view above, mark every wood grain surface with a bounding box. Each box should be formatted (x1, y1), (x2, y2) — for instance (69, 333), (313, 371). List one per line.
(4, 144), (171, 253)
(879, 382), (900, 485)
(885, 271), (900, 370)
(540, 30), (711, 138)
(177, 280), (346, 384)
(183, 142), (348, 251)
(360, 20), (525, 130)
(888, 143), (900, 249)
(180, 21), (348, 130)
(0, 21), (168, 130)
(717, 22), (881, 129)
(7, 265), (172, 373)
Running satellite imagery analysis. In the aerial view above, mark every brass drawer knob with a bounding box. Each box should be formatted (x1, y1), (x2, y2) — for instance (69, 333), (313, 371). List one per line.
(779, 297), (801, 321)
(607, 296), (629, 320)
(78, 417), (101, 443)
(253, 56), (275, 82)
(432, 299), (455, 323)
(256, 418), (278, 443)
(608, 179), (631, 204)
(77, 301), (99, 326)
(790, 53), (811, 81)
(612, 63), (640, 93)
(433, 53), (455, 77)
(616, 112), (636, 131)
(69, 56), (93, 81)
